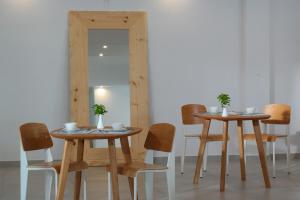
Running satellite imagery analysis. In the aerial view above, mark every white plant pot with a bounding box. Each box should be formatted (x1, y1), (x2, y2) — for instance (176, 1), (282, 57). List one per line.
(97, 115), (104, 129)
(222, 107), (228, 117)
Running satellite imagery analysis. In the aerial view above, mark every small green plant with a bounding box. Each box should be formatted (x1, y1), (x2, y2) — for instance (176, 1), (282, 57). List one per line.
(92, 104), (107, 116)
(217, 93), (231, 108)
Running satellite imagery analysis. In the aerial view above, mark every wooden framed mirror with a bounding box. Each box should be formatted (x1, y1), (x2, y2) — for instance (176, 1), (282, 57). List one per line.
(69, 11), (149, 166)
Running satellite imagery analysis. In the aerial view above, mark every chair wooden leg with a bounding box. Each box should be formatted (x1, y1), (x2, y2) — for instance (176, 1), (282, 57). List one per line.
(20, 169), (28, 200)
(180, 137), (187, 174)
(252, 120), (271, 188)
(220, 121), (229, 192)
(272, 142), (276, 178)
(193, 120), (211, 184)
(45, 171), (53, 200)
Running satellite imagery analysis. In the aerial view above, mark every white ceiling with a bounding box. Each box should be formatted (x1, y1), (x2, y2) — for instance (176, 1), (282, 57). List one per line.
(88, 29), (128, 57)
(88, 29), (129, 86)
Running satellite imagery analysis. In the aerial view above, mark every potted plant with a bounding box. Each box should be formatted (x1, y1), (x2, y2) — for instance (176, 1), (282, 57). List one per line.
(92, 104), (107, 129)
(217, 93), (231, 117)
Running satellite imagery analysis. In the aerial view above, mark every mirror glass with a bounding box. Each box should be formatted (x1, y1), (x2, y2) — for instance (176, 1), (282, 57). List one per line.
(88, 29), (130, 147)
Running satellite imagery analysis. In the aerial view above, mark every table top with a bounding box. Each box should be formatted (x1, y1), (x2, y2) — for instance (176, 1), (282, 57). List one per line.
(193, 112), (270, 121)
(50, 127), (142, 140)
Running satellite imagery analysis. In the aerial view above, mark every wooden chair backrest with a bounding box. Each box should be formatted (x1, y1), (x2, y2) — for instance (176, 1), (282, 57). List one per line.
(19, 123), (53, 151)
(262, 104), (291, 124)
(181, 104), (206, 125)
(144, 123), (175, 153)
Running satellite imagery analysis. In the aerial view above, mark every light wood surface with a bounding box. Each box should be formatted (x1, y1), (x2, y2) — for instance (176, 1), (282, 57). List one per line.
(243, 133), (277, 142)
(261, 104), (291, 124)
(237, 120), (246, 180)
(181, 104), (206, 124)
(69, 11), (149, 165)
(193, 113), (271, 191)
(108, 139), (120, 200)
(56, 141), (73, 200)
(144, 123), (175, 152)
(252, 120), (271, 188)
(19, 123), (53, 151)
(194, 113), (270, 121)
(199, 134), (230, 141)
(220, 122), (229, 192)
(193, 120), (211, 184)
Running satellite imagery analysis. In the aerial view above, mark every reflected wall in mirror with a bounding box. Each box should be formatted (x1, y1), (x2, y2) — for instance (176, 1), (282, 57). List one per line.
(69, 11), (149, 166)
(88, 29), (130, 148)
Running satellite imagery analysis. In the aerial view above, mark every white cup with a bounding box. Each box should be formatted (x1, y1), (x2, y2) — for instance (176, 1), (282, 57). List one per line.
(246, 107), (256, 114)
(64, 122), (77, 131)
(112, 122), (124, 130)
(208, 106), (218, 114)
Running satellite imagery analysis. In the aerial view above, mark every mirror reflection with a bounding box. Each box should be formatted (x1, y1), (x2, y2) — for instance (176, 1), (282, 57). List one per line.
(88, 29), (130, 147)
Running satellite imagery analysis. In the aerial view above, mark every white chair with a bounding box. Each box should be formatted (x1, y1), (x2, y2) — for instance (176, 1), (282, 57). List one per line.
(20, 123), (88, 200)
(180, 104), (229, 177)
(244, 104), (291, 178)
(107, 123), (176, 200)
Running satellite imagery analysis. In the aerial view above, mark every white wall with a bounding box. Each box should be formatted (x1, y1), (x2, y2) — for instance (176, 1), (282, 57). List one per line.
(270, 0), (300, 154)
(0, 0), (299, 161)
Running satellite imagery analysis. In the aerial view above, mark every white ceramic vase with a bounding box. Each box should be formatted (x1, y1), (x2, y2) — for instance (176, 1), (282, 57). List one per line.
(97, 115), (104, 129)
(222, 107), (228, 117)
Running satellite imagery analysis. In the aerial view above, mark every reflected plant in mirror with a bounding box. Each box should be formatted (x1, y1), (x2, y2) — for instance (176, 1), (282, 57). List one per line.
(92, 104), (107, 129)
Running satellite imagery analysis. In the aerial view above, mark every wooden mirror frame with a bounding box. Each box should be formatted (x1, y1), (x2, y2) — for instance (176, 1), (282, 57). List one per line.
(69, 11), (149, 166)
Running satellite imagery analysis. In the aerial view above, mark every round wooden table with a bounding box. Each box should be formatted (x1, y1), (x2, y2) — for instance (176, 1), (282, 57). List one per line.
(192, 113), (271, 191)
(50, 127), (142, 200)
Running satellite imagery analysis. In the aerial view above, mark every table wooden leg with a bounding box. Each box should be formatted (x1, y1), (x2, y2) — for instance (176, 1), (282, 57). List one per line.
(56, 140), (73, 200)
(108, 139), (120, 200)
(237, 120), (246, 181)
(193, 119), (211, 184)
(120, 137), (136, 199)
(252, 120), (271, 188)
(74, 139), (85, 200)
(220, 121), (229, 192)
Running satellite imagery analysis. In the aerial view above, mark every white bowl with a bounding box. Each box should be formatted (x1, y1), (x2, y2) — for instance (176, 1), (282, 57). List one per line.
(64, 122), (77, 131)
(112, 122), (125, 130)
(208, 106), (218, 114)
(246, 107), (256, 114)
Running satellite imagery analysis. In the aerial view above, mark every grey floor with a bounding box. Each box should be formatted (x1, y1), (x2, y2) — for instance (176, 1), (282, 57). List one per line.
(1, 157), (300, 200)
